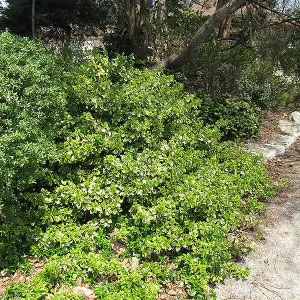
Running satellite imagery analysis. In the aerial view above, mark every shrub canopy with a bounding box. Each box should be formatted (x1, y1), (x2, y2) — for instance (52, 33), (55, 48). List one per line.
(0, 32), (274, 299)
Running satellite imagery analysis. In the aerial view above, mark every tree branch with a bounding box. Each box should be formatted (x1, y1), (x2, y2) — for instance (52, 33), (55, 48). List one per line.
(251, 0), (296, 19)
(154, 0), (250, 69)
(153, 0), (299, 70)
(267, 18), (300, 27)
(251, 1), (300, 28)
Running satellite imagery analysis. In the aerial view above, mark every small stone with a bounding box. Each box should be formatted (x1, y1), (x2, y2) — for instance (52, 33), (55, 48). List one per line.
(269, 134), (296, 148)
(290, 111), (300, 124)
(112, 241), (127, 256)
(168, 289), (177, 296)
(73, 287), (95, 298)
(122, 259), (130, 269)
(130, 257), (139, 270)
(243, 143), (286, 160)
(264, 144), (286, 157)
(278, 120), (300, 136)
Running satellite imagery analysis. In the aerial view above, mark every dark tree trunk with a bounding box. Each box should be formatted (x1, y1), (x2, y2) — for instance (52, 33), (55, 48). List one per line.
(127, 0), (151, 58)
(31, 0), (35, 39)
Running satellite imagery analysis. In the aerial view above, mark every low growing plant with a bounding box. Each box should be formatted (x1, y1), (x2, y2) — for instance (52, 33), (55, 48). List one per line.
(0, 32), (274, 299)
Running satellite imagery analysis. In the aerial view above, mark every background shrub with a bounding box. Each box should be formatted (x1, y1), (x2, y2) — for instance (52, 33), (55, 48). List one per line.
(238, 60), (300, 109)
(201, 96), (261, 139)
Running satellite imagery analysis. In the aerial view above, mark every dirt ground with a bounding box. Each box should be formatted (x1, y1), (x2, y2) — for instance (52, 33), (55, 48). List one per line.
(216, 117), (300, 299)
(0, 257), (45, 296)
(252, 108), (290, 144)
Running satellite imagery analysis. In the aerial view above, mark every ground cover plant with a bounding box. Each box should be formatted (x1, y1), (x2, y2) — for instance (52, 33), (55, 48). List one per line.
(0, 32), (275, 299)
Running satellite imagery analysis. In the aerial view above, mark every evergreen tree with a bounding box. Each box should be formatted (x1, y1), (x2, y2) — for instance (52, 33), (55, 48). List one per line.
(0, 0), (108, 39)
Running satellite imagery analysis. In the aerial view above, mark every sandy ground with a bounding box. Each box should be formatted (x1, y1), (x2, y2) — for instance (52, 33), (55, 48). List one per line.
(216, 140), (300, 300)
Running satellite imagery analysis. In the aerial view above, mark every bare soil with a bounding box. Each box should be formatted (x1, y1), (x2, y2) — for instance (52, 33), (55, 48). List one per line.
(0, 258), (45, 296)
(252, 108), (291, 144)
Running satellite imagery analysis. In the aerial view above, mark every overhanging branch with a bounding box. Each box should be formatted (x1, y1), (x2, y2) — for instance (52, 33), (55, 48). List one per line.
(153, 0), (298, 70)
(154, 0), (251, 69)
(251, 0), (300, 26)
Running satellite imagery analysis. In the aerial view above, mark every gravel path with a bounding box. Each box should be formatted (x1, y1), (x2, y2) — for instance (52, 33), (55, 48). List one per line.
(216, 141), (300, 300)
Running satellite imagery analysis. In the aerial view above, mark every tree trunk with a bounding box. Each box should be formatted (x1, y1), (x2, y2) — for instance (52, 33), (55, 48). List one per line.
(216, 0), (232, 39)
(127, 0), (151, 58)
(157, 0), (249, 69)
(127, 0), (137, 50)
(31, 0), (36, 39)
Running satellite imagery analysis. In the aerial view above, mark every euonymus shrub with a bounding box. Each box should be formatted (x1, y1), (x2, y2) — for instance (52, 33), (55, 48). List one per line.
(0, 32), (274, 299)
(0, 32), (68, 263)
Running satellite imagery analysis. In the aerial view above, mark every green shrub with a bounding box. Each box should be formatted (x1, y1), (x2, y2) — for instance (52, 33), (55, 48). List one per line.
(1, 33), (274, 299)
(201, 96), (261, 139)
(184, 42), (255, 99)
(4, 274), (85, 299)
(183, 38), (300, 110)
(31, 222), (113, 258)
(0, 31), (68, 262)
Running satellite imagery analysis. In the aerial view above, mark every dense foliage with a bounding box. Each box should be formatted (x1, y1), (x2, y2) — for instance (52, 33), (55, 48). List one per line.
(0, 0), (108, 38)
(0, 33), (275, 299)
(0, 1), (299, 298)
(0, 32), (68, 261)
(184, 39), (300, 109)
(201, 96), (261, 139)
(1, 1), (300, 110)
